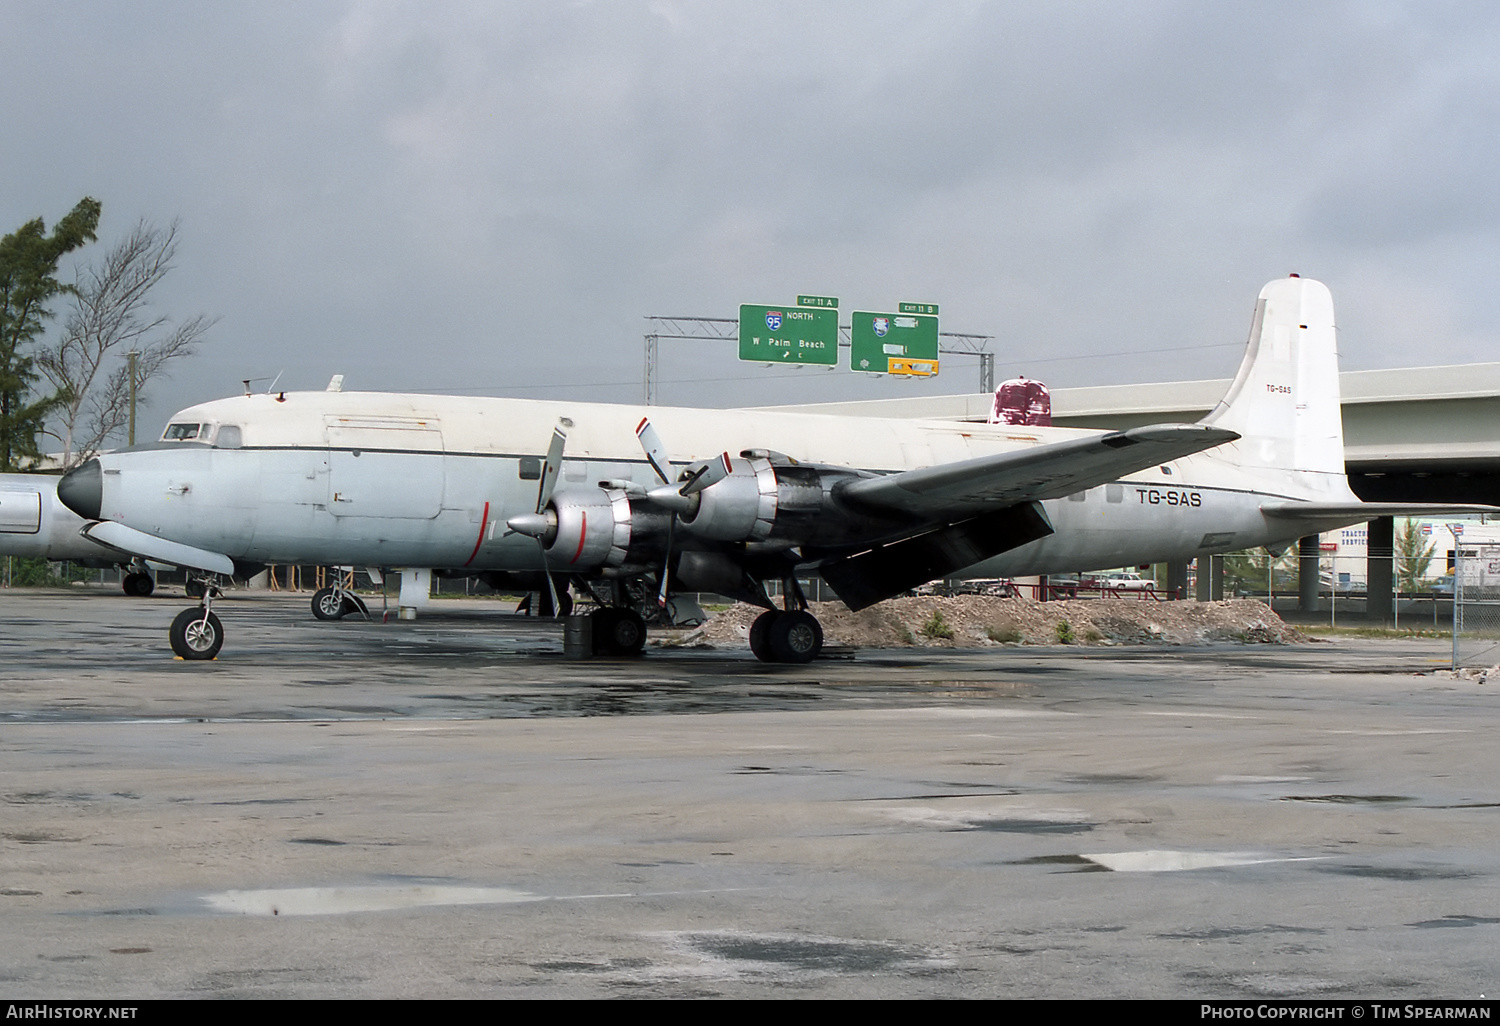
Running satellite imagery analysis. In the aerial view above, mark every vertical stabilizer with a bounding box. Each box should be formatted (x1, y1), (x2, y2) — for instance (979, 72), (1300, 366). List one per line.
(1200, 276), (1345, 479)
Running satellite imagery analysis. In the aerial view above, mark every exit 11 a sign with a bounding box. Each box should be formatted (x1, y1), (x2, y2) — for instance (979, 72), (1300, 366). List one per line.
(739, 304), (839, 365)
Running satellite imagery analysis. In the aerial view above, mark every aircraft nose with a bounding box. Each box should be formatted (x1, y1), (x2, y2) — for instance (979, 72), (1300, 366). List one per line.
(58, 459), (103, 520)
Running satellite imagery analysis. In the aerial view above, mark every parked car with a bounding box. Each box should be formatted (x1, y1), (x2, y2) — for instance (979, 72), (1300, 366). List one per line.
(1098, 571), (1156, 593)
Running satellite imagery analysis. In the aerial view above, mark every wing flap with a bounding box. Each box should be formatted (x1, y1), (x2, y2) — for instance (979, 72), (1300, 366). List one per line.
(836, 423), (1239, 517)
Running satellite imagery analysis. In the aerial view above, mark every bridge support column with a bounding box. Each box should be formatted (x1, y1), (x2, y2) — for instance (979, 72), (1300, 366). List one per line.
(1299, 535), (1322, 613)
(1165, 561), (1188, 600)
(1366, 516), (1394, 624)
(1195, 555), (1224, 601)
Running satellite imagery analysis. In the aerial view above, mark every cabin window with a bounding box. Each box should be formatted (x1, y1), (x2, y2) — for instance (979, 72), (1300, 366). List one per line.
(1106, 484), (1124, 503)
(163, 423), (201, 441)
(518, 457), (542, 480)
(215, 425), (243, 449)
(1068, 490), (1087, 503)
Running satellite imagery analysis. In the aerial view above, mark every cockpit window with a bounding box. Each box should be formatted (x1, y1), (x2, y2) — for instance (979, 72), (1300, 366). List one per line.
(215, 425), (242, 449)
(163, 423), (201, 441)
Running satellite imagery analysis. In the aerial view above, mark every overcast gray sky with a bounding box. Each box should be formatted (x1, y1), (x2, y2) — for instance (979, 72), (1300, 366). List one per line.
(4, 0), (1497, 438)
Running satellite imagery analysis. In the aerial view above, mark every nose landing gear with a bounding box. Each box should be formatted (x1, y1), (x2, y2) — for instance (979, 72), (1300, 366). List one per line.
(170, 575), (225, 660)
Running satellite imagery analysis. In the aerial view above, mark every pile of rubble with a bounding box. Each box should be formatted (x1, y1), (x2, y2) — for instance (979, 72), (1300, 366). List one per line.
(672, 595), (1307, 649)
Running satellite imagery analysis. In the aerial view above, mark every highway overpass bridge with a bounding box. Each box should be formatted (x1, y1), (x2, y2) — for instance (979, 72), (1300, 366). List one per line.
(768, 362), (1500, 620)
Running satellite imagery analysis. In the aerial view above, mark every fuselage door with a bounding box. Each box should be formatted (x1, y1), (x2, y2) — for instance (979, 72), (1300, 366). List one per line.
(325, 416), (445, 519)
(0, 489), (42, 534)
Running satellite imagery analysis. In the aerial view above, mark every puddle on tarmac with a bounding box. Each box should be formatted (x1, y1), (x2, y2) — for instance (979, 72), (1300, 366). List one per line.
(1010, 854), (1110, 872)
(1408, 915), (1500, 929)
(1157, 924), (1325, 939)
(667, 931), (949, 975)
(1316, 863), (1476, 881)
(889, 806), (1093, 833)
(1279, 794), (1414, 804)
(200, 884), (541, 916)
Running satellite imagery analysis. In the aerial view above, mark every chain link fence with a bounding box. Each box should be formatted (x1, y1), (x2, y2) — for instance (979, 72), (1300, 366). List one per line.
(1453, 542), (1500, 669)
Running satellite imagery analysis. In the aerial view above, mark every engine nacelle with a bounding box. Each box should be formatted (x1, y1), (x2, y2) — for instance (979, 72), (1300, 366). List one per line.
(678, 457), (866, 546)
(539, 487), (671, 572)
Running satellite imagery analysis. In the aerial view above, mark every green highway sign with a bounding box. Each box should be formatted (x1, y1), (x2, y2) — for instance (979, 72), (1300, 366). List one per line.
(739, 304), (839, 365)
(850, 310), (940, 376)
(899, 302), (938, 315)
(797, 295), (839, 308)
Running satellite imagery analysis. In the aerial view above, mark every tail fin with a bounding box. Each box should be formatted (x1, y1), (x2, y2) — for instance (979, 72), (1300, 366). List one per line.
(1200, 276), (1345, 479)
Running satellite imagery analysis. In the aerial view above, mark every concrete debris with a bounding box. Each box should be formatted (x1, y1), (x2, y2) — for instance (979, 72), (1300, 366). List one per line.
(674, 596), (1308, 649)
(1436, 664), (1499, 682)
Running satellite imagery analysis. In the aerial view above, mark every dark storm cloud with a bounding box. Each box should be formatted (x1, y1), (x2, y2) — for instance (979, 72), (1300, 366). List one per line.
(1, 0), (1496, 434)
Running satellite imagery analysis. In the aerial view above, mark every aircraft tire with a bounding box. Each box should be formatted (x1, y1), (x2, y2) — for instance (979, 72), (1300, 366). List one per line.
(749, 610), (779, 662)
(122, 572), (154, 597)
(593, 608), (646, 656)
(170, 607), (224, 661)
(768, 610), (822, 664)
(311, 587), (346, 620)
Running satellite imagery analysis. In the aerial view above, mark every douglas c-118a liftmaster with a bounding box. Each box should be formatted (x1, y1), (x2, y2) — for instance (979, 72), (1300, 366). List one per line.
(56, 276), (1494, 662)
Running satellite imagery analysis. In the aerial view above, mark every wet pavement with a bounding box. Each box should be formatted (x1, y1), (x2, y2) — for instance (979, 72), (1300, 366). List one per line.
(1, 590), (1496, 997)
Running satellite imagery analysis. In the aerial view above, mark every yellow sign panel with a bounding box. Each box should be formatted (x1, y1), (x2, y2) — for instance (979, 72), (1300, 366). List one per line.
(888, 357), (939, 376)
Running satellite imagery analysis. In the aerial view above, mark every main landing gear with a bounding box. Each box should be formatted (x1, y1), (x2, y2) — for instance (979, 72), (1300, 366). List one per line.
(121, 571), (155, 597)
(590, 606), (648, 657)
(169, 576), (224, 660)
(311, 585), (370, 621)
(748, 577), (824, 664)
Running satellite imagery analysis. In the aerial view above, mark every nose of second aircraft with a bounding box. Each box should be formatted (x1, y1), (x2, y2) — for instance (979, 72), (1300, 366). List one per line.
(58, 459), (103, 520)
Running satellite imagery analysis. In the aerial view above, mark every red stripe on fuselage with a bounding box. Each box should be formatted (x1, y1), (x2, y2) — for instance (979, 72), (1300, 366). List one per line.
(463, 501), (490, 567)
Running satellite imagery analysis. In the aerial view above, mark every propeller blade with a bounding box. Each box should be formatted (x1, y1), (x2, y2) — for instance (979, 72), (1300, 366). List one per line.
(657, 517), (674, 608)
(680, 451), (733, 496)
(535, 538), (562, 618)
(635, 417), (674, 485)
(536, 425), (567, 513)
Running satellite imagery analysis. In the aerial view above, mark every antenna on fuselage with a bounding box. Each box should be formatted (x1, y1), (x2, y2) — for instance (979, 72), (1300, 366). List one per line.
(241, 374), (278, 397)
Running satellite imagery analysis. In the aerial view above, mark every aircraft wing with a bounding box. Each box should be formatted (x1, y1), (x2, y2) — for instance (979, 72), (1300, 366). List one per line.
(835, 423), (1239, 519)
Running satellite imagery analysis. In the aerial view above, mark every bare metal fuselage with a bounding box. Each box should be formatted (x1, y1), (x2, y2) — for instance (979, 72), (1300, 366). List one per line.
(87, 391), (1339, 579)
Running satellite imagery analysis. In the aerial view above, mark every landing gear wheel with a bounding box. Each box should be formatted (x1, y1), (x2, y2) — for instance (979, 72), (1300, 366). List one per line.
(312, 587), (350, 620)
(592, 607), (647, 656)
(122, 572), (154, 597)
(185, 579), (206, 599)
(538, 588), (573, 618)
(768, 610), (822, 664)
(749, 610), (780, 662)
(170, 607), (224, 661)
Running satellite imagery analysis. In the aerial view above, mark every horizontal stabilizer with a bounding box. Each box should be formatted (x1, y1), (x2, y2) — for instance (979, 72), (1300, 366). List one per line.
(836, 423), (1238, 518)
(81, 521), (236, 576)
(1262, 502), (1500, 523)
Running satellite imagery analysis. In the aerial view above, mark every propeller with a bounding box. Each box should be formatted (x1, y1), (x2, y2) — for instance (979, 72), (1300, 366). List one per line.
(634, 420), (733, 609)
(504, 422), (568, 616)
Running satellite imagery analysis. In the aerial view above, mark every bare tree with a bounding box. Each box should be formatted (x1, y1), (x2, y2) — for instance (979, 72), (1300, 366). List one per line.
(38, 220), (215, 467)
